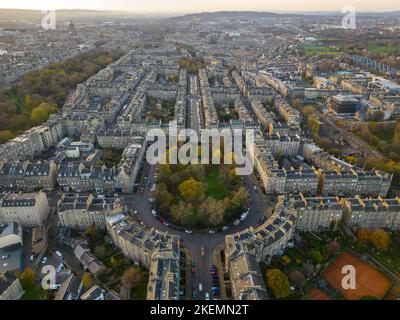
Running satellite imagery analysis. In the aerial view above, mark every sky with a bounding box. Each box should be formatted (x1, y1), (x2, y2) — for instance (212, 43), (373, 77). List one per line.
(0, 0), (399, 14)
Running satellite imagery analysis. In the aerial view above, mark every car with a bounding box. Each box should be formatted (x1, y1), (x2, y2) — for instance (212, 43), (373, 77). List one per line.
(185, 230), (193, 234)
(210, 270), (218, 276)
(198, 283), (203, 292)
(200, 247), (205, 256)
(205, 293), (210, 300)
(222, 226), (230, 232)
(209, 230), (215, 234)
(41, 257), (48, 264)
(30, 255), (35, 262)
(133, 210), (138, 215)
(233, 219), (240, 226)
(151, 210), (157, 216)
(212, 287), (220, 293)
(1, 255), (9, 260)
(55, 250), (63, 259)
(162, 221), (169, 227)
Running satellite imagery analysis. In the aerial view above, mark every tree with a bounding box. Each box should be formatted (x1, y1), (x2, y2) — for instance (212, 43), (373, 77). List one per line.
(357, 228), (370, 243)
(308, 114), (320, 135)
(370, 229), (390, 250)
(110, 256), (119, 268)
(326, 241), (341, 255)
(302, 262), (315, 278)
(82, 272), (93, 288)
(266, 269), (290, 299)
(86, 225), (97, 242)
(121, 267), (143, 290)
(309, 248), (324, 265)
(302, 105), (316, 118)
(178, 179), (205, 203)
(281, 255), (292, 266)
(197, 197), (224, 226)
(19, 268), (36, 288)
(93, 245), (107, 259)
(0, 130), (15, 143)
(289, 270), (306, 288)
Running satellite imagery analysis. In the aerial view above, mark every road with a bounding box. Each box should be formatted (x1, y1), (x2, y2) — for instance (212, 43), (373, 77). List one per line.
(124, 163), (274, 300)
(188, 74), (203, 133)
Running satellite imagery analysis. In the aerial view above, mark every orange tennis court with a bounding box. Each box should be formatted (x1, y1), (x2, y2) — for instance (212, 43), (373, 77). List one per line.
(322, 251), (392, 300)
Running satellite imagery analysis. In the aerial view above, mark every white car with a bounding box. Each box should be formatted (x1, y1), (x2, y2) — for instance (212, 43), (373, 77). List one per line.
(151, 210), (157, 216)
(185, 230), (193, 234)
(222, 226), (229, 232)
(41, 257), (48, 264)
(209, 230), (216, 234)
(55, 250), (63, 259)
(205, 293), (210, 300)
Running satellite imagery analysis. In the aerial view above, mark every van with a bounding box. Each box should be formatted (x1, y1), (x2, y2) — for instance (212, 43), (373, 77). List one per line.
(55, 250), (63, 259)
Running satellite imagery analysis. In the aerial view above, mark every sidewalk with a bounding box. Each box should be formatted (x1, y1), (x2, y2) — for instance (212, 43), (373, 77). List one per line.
(212, 244), (228, 300)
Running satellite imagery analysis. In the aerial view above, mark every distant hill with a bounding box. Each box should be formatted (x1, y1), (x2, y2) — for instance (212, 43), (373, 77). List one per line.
(167, 10), (303, 21)
(0, 8), (152, 24)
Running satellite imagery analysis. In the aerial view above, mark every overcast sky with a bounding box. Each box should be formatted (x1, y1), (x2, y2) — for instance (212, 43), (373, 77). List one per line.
(1, 0), (399, 14)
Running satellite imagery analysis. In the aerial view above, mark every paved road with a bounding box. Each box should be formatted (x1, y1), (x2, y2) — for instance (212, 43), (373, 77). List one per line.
(188, 74), (203, 133)
(124, 163), (274, 300)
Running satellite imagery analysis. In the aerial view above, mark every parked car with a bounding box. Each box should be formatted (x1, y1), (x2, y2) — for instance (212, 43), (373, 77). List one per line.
(205, 292), (210, 300)
(41, 257), (48, 264)
(233, 219), (240, 226)
(55, 250), (63, 259)
(185, 230), (193, 234)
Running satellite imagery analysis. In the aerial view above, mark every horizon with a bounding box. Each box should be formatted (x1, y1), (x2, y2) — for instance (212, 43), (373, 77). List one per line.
(0, 0), (399, 14)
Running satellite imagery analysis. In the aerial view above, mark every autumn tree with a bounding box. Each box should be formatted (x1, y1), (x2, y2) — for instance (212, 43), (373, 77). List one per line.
(0, 130), (15, 143)
(370, 229), (390, 250)
(308, 114), (320, 135)
(82, 272), (93, 289)
(121, 267), (143, 290)
(18, 268), (36, 288)
(266, 269), (290, 299)
(178, 179), (205, 203)
(357, 228), (371, 243)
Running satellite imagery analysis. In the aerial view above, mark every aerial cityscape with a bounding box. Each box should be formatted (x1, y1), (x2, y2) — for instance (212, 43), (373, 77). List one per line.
(1, 1), (400, 306)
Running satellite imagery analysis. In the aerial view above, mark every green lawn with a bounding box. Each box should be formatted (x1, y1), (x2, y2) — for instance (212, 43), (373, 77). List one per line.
(22, 285), (47, 300)
(132, 272), (149, 300)
(205, 166), (230, 200)
(366, 45), (400, 54)
(300, 45), (341, 57)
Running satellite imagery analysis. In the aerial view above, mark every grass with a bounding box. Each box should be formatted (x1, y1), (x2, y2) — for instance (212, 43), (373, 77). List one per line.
(366, 45), (400, 54)
(300, 45), (341, 57)
(22, 285), (47, 300)
(205, 166), (230, 200)
(132, 272), (149, 300)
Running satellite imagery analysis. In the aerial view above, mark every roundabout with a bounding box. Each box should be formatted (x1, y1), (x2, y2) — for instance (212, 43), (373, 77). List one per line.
(124, 163), (275, 299)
